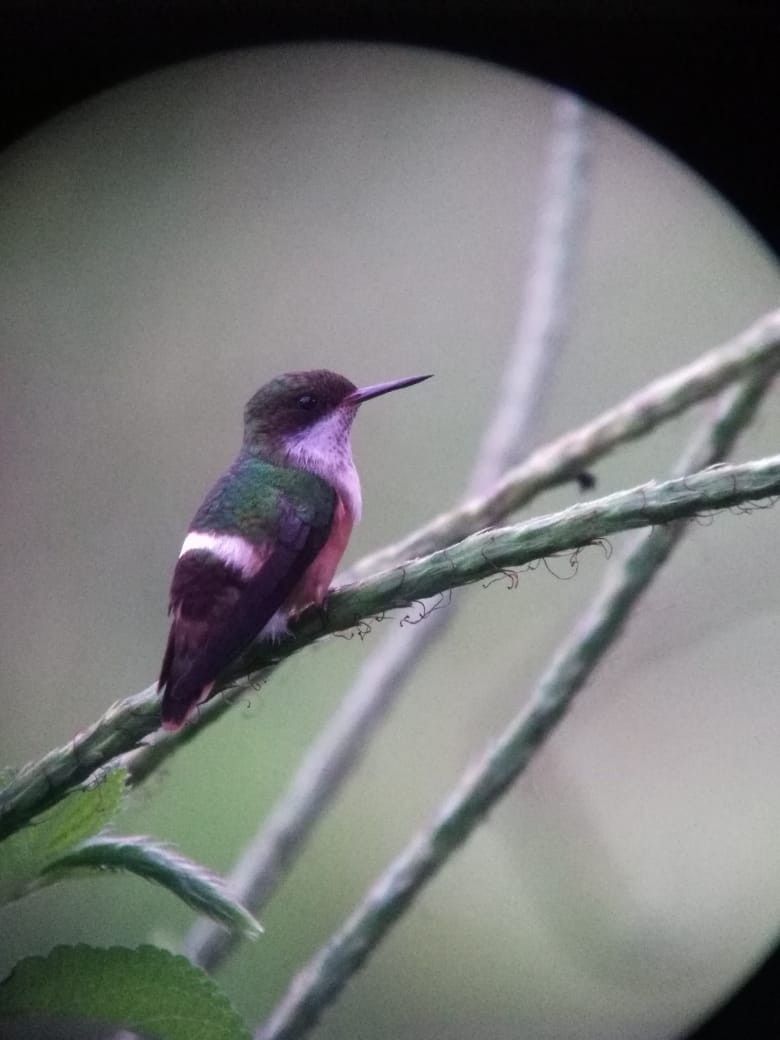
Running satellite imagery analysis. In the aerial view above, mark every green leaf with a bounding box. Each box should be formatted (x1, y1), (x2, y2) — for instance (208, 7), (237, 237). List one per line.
(0, 943), (251, 1040)
(44, 835), (263, 938)
(0, 768), (125, 904)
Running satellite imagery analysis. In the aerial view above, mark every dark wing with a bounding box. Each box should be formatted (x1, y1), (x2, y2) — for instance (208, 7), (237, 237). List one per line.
(158, 550), (246, 721)
(159, 494), (333, 730)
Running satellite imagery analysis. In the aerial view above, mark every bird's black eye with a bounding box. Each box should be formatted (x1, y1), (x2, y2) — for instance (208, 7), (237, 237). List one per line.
(297, 393), (318, 411)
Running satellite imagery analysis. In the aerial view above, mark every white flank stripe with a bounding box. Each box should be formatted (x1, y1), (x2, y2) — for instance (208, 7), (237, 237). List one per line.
(179, 531), (263, 578)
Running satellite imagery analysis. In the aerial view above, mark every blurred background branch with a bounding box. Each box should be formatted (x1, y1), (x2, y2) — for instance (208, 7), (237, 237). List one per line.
(121, 301), (780, 790)
(2, 46), (779, 1040)
(254, 365), (777, 1040)
(347, 305), (780, 578)
(185, 89), (591, 971)
(1, 332), (778, 845)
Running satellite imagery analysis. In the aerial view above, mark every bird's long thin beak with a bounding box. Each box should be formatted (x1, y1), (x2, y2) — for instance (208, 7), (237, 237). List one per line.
(345, 373), (433, 405)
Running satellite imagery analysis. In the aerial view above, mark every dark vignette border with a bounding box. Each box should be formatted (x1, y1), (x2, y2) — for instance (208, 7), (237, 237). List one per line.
(2, 2), (778, 1036)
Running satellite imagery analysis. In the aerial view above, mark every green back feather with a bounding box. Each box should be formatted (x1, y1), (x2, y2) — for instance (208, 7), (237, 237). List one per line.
(191, 452), (336, 543)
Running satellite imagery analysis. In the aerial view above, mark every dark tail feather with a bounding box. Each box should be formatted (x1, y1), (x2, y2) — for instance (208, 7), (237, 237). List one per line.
(158, 626), (176, 693)
(158, 623), (210, 731)
(160, 697), (189, 732)
(160, 672), (213, 732)
(160, 685), (199, 731)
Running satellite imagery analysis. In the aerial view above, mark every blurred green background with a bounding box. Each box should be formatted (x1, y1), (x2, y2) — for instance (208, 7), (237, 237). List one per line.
(1, 42), (779, 1039)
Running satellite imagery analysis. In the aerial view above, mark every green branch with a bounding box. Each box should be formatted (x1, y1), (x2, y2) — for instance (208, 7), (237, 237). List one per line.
(1, 453), (779, 844)
(185, 91), (592, 969)
(119, 310), (780, 788)
(253, 372), (776, 1040)
(43, 836), (262, 938)
(345, 308), (780, 579)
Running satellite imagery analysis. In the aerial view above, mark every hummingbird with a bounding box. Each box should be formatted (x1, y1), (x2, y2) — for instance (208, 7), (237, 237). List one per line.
(158, 369), (432, 730)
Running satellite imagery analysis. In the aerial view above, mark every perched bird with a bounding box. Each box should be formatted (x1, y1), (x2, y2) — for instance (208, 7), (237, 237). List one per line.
(158, 369), (431, 730)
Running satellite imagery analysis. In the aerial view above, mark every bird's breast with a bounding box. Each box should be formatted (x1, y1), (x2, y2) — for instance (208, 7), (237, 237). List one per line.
(285, 494), (354, 611)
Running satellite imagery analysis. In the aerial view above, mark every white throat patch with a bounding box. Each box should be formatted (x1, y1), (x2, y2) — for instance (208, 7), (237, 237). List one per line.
(285, 409), (362, 522)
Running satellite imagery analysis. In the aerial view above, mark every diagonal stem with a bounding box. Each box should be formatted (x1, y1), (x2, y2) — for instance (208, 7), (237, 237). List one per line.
(253, 369), (776, 1040)
(1, 309), (778, 848)
(122, 306), (780, 789)
(344, 307), (780, 580)
(1, 451), (780, 843)
(185, 89), (591, 970)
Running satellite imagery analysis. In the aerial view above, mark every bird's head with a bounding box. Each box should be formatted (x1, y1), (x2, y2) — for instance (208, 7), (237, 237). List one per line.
(243, 369), (431, 466)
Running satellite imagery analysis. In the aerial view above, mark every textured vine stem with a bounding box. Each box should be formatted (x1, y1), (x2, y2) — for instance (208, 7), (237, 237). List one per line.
(1, 454), (779, 844)
(253, 372), (776, 1040)
(122, 307), (780, 791)
(344, 307), (780, 580)
(185, 89), (591, 970)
